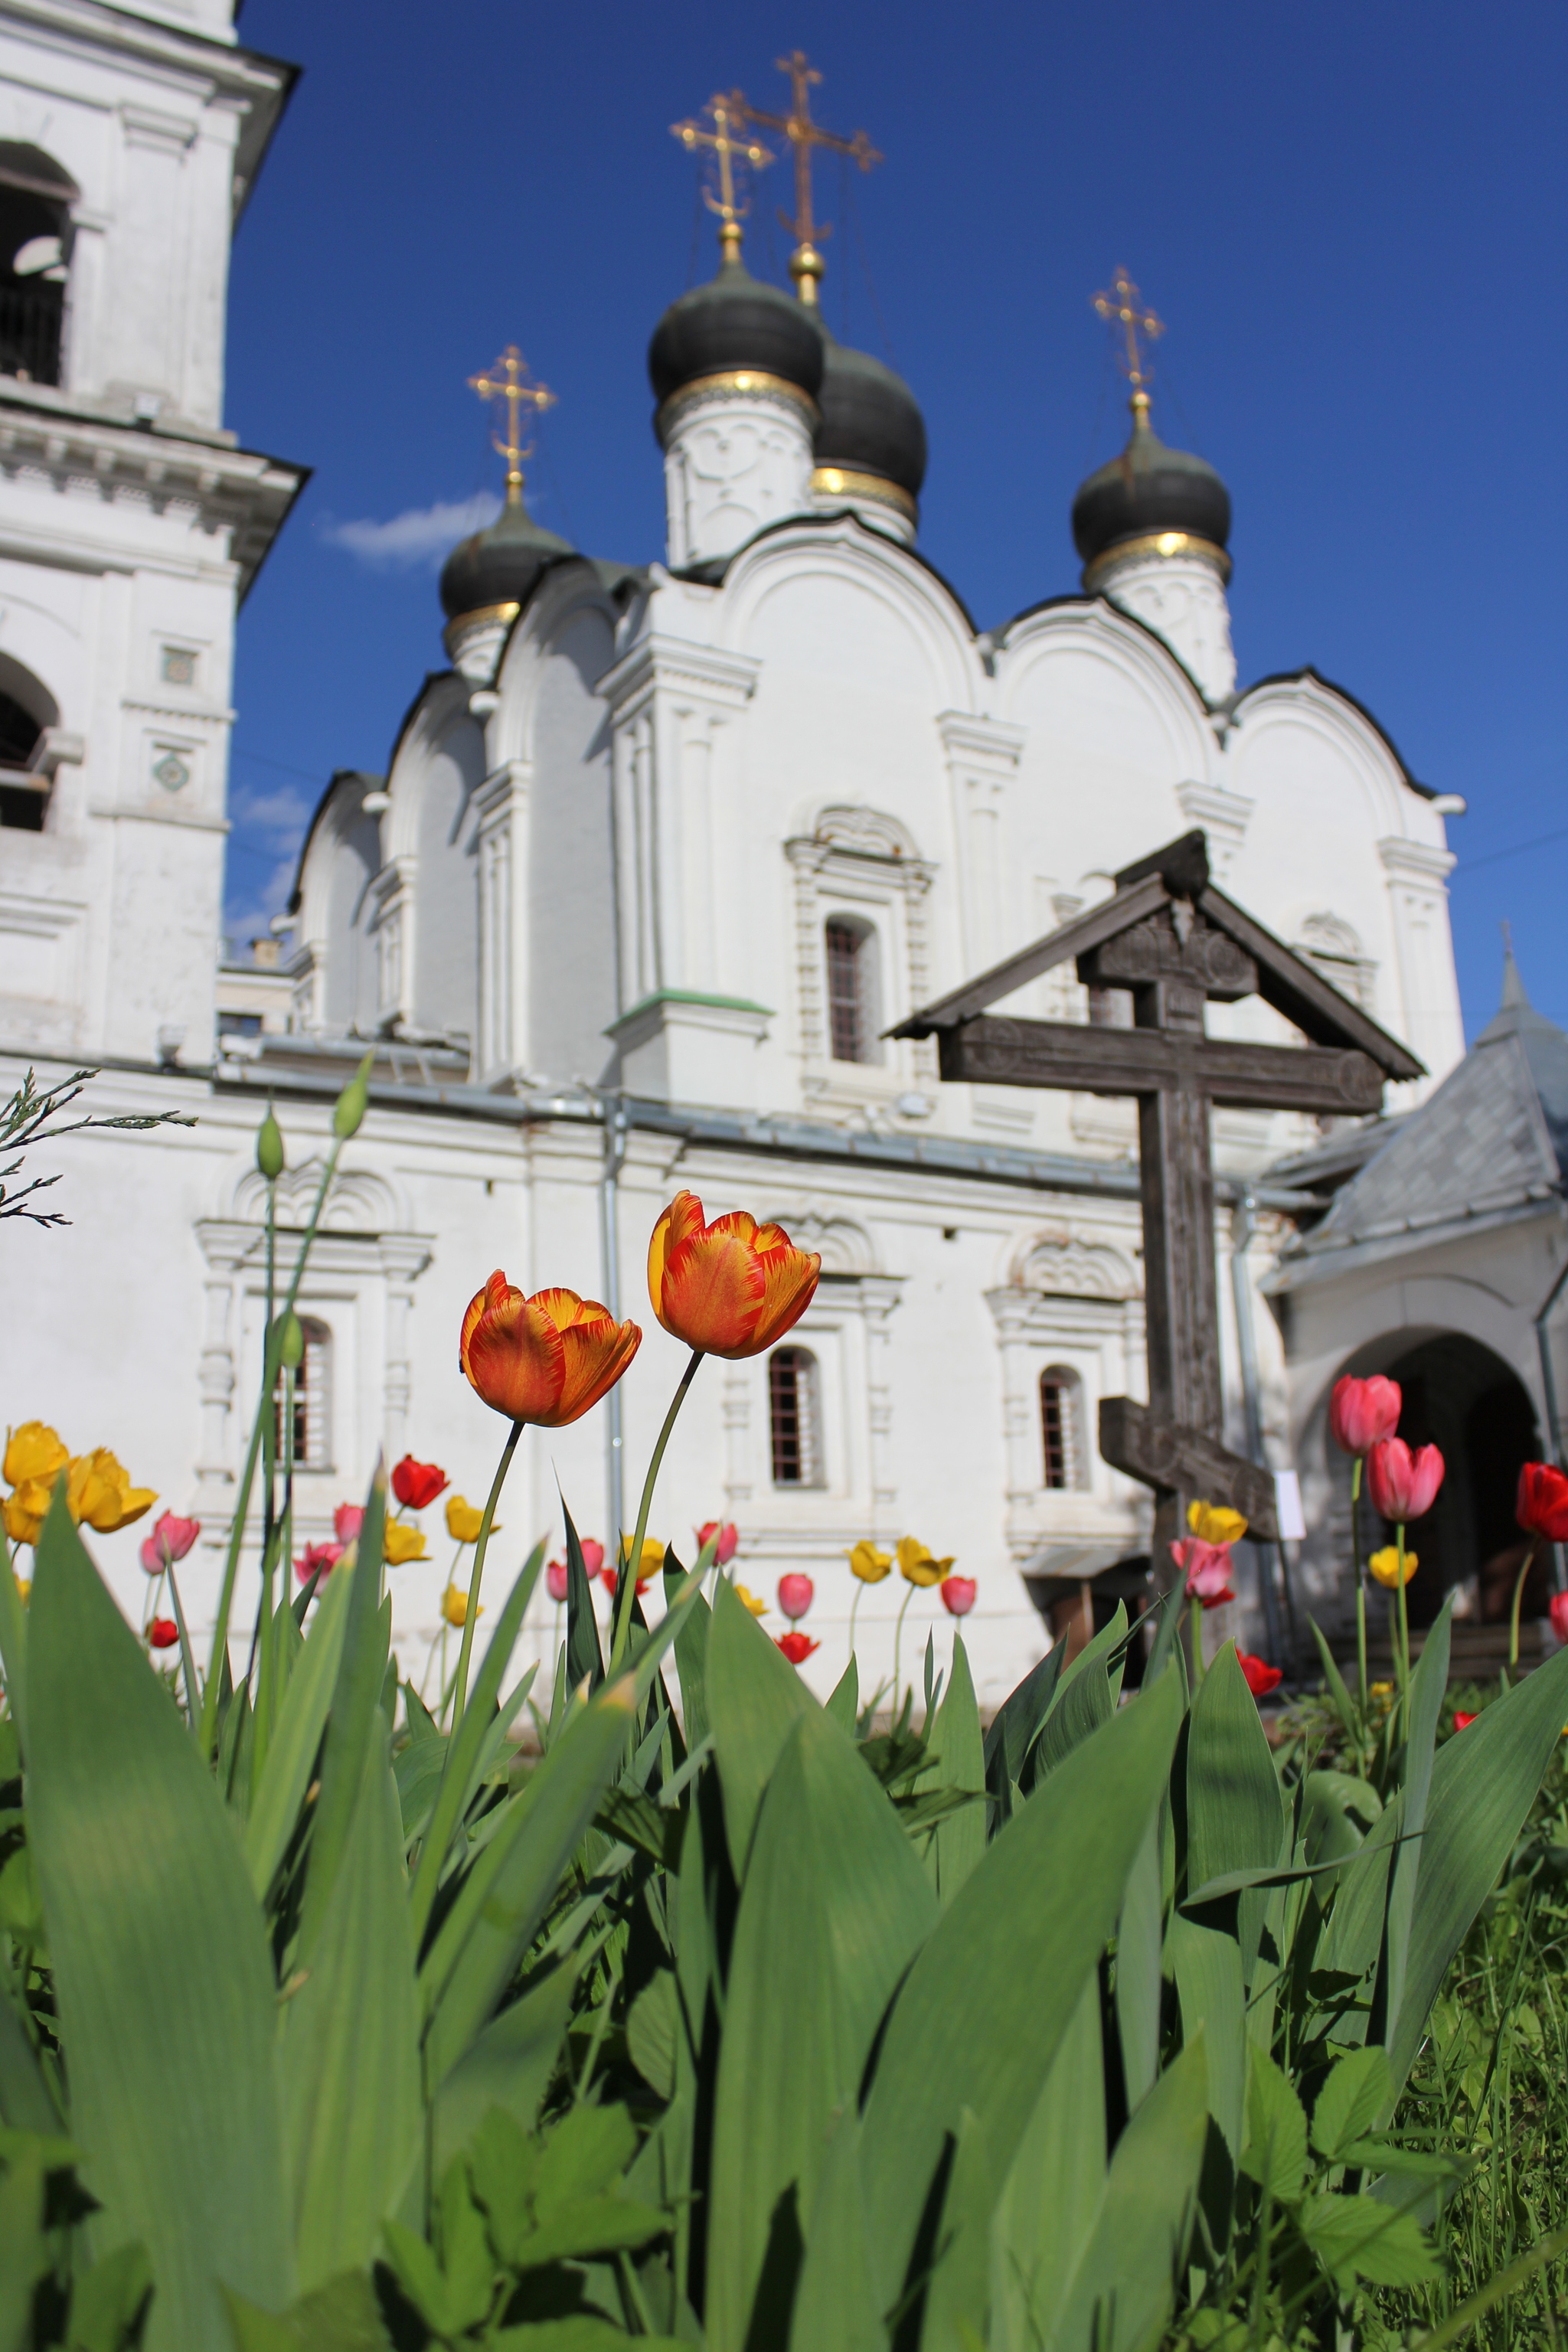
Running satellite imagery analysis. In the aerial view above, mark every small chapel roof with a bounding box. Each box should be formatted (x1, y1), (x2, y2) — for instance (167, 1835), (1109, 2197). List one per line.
(1269, 946), (1568, 1289)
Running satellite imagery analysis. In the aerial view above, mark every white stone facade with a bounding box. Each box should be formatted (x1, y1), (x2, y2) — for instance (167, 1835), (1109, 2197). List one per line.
(0, 4), (1475, 1713)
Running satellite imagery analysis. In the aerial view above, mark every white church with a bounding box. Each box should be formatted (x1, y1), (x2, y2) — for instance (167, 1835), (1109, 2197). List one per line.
(2, 0), (1557, 1708)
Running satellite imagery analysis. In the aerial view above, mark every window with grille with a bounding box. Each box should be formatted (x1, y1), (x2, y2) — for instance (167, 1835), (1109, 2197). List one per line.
(1040, 1368), (1080, 1491)
(825, 916), (878, 1063)
(769, 1346), (824, 1488)
(276, 1318), (333, 1470)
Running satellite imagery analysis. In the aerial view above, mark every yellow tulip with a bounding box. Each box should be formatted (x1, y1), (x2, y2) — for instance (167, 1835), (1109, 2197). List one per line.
(897, 1536), (953, 1589)
(620, 1535), (666, 1577)
(67, 1449), (155, 1534)
(1188, 1500), (1248, 1546)
(733, 1583), (767, 1617)
(442, 1583), (479, 1628)
(384, 1521), (426, 1566)
(2, 1481), (50, 1547)
(1369, 1546), (1416, 1588)
(5, 1421), (68, 1490)
(848, 1540), (892, 1584)
(14, 1578), (29, 1606)
(445, 1495), (488, 1544)
(1370, 1681), (1394, 1700)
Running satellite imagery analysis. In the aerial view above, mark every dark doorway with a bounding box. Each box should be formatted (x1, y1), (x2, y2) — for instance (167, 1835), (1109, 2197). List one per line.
(1370, 1334), (1540, 1627)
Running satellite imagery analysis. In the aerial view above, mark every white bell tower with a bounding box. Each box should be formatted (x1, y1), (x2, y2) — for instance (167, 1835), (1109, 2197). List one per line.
(0, 0), (303, 1069)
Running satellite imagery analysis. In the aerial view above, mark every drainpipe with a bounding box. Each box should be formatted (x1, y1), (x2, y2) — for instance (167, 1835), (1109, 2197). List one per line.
(599, 1096), (629, 1548)
(1228, 1187), (1293, 1668)
(1533, 1227), (1568, 1593)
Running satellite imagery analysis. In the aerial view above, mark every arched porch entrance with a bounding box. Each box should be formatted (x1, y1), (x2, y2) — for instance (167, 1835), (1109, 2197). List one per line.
(1336, 1331), (1543, 1628)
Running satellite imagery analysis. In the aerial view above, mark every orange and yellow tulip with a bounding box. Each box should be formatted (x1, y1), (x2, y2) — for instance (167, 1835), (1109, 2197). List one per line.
(647, 1191), (820, 1361)
(459, 1273), (641, 1427)
(66, 1449), (155, 1535)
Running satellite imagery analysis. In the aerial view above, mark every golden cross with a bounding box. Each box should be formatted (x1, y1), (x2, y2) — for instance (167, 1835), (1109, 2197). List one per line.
(1093, 267), (1165, 402)
(469, 347), (556, 505)
(671, 91), (774, 266)
(740, 51), (881, 305)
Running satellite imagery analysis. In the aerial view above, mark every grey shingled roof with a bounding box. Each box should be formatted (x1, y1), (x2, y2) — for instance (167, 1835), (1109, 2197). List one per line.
(1269, 951), (1568, 1286)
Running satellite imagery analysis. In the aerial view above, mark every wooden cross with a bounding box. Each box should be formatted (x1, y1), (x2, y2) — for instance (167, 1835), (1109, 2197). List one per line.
(468, 347), (556, 505)
(671, 92), (775, 266)
(893, 831), (1424, 1566)
(739, 51), (881, 303)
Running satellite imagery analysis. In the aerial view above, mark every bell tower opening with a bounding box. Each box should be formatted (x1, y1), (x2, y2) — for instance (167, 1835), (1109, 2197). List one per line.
(0, 145), (77, 387)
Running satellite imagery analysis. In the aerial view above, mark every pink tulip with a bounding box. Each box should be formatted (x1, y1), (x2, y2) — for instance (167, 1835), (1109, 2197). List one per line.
(139, 1510), (200, 1574)
(777, 1573), (813, 1623)
(1329, 1374), (1402, 1458)
(295, 1540), (342, 1587)
(941, 1576), (977, 1618)
(1171, 1537), (1236, 1609)
(1550, 1590), (1568, 1646)
(1367, 1437), (1445, 1524)
(580, 1538), (605, 1577)
(547, 1558), (569, 1604)
(697, 1520), (740, 1566)
(334, 1502), (365, 1546)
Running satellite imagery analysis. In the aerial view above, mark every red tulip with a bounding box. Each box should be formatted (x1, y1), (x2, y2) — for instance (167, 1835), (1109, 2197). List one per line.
(601, 1566), (649, 1599)
(777, 1573), (814, 1623)
(1551, 1591), (1568, 1646)
(941, 1576), (977, 1618)
(391, 1456), (449, 1511)
(148, 1617), (179, 1651)
(1517, 1462), (1568, 1543)
(648, 1191), (820, 1360)
(697, 1520), (740, 1566)
(1329, 1374), (1402, 1458)
(333, 1502), (365, 1546)
(1237, 1650), (1282, 1699)
(138, 1510), (199, 1576)
(1171, 1537), (1235, 1609)
(295, 1540), (342, 1586)
(1367, 1438), (1445, 1523)
(1452, 1711), (1477, 1732)
(776, 1631), (819, 1666)
(546, 1558), (569, 1603)
(461, 1275), (641, 1427)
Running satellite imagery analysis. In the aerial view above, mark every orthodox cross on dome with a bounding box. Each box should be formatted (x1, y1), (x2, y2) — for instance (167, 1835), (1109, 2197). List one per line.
(739, 51), (881, 305)
(671, 91), (774, 266)
(894, 831), (1425, 1584)
(468, 347), (556, 506)
(1093, 265), (1165, 416)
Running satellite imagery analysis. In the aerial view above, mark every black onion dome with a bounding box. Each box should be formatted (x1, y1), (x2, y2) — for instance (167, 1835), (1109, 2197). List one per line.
(648, 260), (825, 409)
(1071, 401), (1231, 569)
(439, 496), (574, 622)
(812, 329), (927, 498)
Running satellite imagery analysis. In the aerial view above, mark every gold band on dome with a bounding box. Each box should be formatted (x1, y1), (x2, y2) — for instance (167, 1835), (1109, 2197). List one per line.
(657, 370), (821, 439)
(443, 599), (522, 637)
(812, 466), (917, 524)
(1083, 531), (1231, 593)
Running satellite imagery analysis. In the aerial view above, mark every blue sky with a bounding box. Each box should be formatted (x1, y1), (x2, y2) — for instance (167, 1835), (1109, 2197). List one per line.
(224, 0), (1566, 1043)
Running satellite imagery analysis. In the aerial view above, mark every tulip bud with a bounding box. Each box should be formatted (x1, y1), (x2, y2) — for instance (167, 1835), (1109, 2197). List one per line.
(277, 1312), (304, 1370)
(333, 1050), (374, 1141)
(256, 1102), (284, 1181)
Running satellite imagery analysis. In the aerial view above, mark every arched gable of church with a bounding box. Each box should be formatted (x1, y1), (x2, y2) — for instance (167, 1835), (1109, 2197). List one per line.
(292, 770), (381, 1034)
(381, 672), (485, 1047)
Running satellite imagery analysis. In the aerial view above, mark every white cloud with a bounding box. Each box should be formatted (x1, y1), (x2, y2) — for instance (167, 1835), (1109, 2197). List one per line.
(320, 492), (501, 571)
(230, 779), (315, 841)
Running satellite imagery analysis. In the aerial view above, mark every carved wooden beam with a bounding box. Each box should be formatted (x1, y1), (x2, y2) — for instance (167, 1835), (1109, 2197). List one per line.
(936, 1015), (1386, 1115)
(1099, 1396), (1282, 1540)
(888, 872), (1170, 1037)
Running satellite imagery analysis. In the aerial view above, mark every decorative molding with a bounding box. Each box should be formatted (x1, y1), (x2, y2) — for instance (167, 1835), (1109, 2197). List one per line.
(784, 813), (937, 1087)
(1011, 1229), (1139, 1301)
(1378, 836), (1455, 886)
(599, 634), (761, 720)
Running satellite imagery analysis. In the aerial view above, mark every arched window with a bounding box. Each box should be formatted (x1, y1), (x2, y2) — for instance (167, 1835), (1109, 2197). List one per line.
(824, 916), (880, 1064)
(0, 145), (76, 388)
(276, 1318), (333, 1471)
(769, 1346), (824, 1488)
(1040, 1367), (1083, 1491)
(0, 686), (44, 830)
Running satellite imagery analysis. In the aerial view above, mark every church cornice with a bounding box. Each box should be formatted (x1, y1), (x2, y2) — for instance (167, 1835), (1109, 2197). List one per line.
(599, 633), (761, 717)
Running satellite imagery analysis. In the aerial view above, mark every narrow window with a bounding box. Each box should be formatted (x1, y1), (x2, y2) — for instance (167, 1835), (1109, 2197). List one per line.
(0, 684), (44, 830)
(769, 1346), (823, 1488)
(277, 1318), (332, 1470)
(825, 916), (877, 1063)
(1040, 1367), (1080, 1491)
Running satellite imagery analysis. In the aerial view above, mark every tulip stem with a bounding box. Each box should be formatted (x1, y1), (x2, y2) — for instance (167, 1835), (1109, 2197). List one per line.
(1188, 1598), (1207, 1687)
(612, 1349), (704, 1669)
(848, 1580), (863, 1664)
(1395, 1525), (1412, 1738)
(1351, 1460), (1369, 1732)
(1508, 1538), (1540, 1681)
(893, 1583), (916, 1706)
(200, 1135), (345, 1759)
(449, 1418), (522, 1733)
